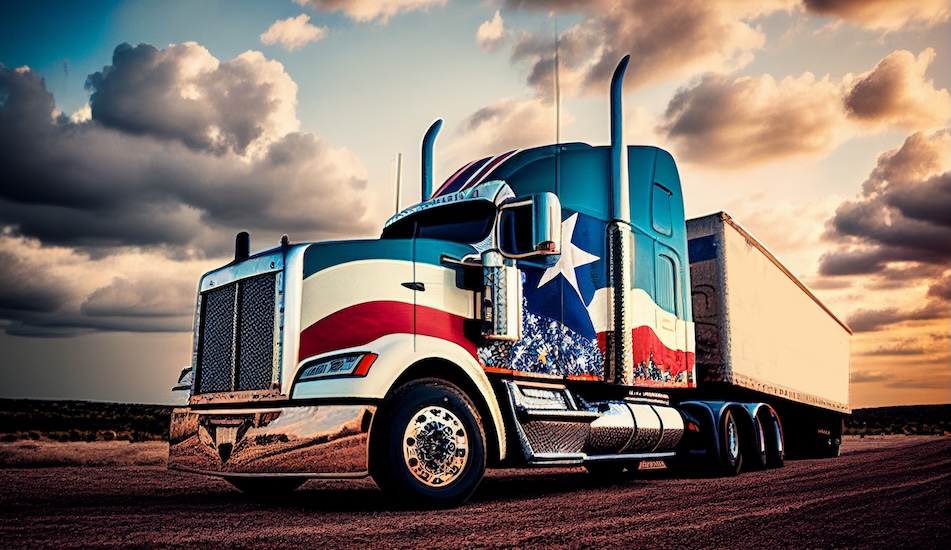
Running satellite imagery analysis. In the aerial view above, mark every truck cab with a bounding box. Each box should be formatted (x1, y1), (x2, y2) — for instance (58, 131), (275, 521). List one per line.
(169, 56), (847, 508)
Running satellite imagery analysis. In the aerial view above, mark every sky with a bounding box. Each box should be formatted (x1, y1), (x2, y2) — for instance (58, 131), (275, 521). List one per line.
(0, 0), (948, 408)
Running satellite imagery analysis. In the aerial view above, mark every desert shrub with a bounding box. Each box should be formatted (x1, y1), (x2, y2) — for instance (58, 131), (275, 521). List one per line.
(102, 430), (116, 441)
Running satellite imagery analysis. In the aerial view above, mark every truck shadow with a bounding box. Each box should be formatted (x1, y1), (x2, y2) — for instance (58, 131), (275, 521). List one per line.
(201, 468), (674, 512)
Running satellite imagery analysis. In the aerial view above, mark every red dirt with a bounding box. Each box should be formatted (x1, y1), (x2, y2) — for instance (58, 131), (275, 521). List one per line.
(1, 436), (948, 549)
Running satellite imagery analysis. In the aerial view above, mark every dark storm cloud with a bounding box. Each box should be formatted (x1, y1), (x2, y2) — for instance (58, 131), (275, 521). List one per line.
(0, 48), (372, 255)
(820, 131), (949, 333)
(820, 131), (951, 277)
(0, 43), (374, 336)
(0, 245), (71, 315)
(502, 0), (772, 97)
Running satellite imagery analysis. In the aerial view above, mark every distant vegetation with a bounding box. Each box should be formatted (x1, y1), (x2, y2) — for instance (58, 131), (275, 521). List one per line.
(0, 400), (948, 442)
(845, 404), (951, 437)
(0, 399), (172, 443)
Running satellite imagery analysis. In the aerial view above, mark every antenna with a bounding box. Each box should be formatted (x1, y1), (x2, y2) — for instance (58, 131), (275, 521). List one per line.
(554, 18), (560, 144)
(393, 153), (403, 214)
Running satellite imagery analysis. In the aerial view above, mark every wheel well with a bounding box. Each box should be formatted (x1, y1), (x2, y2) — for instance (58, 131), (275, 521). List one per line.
(387, 359), (502, 466)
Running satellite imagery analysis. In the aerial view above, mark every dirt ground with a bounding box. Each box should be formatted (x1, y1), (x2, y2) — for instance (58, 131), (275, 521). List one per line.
(1, 435), (948, 549)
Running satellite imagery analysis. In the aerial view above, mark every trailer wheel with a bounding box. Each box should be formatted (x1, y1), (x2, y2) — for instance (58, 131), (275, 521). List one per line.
(749, 415), (769, 470)
(225, 476), (306, 496)
(370, 378), (486, 509)
(766, 415), (785, 468)
(719, 409), (743, 476)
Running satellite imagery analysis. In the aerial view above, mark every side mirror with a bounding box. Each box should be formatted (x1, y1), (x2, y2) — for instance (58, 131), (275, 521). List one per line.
(497, 192), (562, 259)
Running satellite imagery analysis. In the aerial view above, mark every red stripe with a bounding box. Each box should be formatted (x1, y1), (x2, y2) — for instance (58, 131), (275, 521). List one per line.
(299, 301), (414, 361)
(631, 325), (696, 387)
(433, 160), (478, 197)
(595, 328), (696, 387)
(460, 149), (518, 191)
(298, 301), (477, 362)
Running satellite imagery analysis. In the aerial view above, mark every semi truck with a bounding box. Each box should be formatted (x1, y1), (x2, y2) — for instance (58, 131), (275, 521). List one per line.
(168, 56), (851, 508)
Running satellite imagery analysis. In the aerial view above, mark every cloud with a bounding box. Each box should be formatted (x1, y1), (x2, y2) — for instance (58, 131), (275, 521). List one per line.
(0, 44), (375, 336)
(85, 42), (299, 158)
(477, 10), (506, 53)
(659, 72), (844, 167)
(820, 130), (950, 276)
(261, 14), (328, 51)
(295, 0), (447, 23)
(502, 0), (794, 96)
(855, 340), (926, 357)
(819, 131), (949, 333)
(657, 49), (948, 168)
(844, 49), (950, 130)
(847, 301), (947, 332)
(442, 97), (563, 170)
(801, 0), (950, 31)
(0, 231), (204, 337)
(850, 370), (893, 383)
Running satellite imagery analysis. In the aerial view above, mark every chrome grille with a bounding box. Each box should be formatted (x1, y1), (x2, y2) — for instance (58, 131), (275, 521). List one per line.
(197, 272), (278, 394)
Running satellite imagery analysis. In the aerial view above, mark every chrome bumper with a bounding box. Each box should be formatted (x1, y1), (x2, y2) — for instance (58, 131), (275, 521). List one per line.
(168, 404), (375, 478)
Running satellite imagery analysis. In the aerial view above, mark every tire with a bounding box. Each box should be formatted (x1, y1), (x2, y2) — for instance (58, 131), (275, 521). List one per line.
(225, 476), (306, 496)
(718, 409), (743, 476)
(370, 378), (486, 509)
(748, 416), (769, 471)
(766, 415), (785, 468)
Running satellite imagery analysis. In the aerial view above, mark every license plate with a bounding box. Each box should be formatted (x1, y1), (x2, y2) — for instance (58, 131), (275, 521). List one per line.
(638, 460), (667, 470)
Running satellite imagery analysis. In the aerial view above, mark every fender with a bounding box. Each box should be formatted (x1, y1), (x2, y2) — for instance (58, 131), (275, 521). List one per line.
(291, 333), (507, 462)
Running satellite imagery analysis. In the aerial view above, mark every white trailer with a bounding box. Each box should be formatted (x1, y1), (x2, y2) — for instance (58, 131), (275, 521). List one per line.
(686, 212), (851, 456)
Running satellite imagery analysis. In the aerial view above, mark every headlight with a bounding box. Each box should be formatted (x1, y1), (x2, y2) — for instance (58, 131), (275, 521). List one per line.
(297, 353), (378, 382)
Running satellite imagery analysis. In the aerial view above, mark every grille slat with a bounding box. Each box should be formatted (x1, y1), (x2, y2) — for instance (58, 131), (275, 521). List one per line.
(197, 272), (278, 395)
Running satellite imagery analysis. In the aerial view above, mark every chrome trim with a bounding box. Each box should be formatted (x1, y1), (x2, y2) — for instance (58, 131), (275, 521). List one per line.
(188, 389), (284, 406)
(169, 404), (374, 477)
(200, 251), (284, 292)
(583, 451), (675, 463)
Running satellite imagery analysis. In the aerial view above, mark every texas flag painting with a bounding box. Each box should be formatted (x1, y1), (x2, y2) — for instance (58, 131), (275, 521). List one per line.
(479, 210), (608, 380)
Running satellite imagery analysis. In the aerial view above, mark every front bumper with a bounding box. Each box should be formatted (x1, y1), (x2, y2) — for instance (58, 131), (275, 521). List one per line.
(168, 403), (375, 478)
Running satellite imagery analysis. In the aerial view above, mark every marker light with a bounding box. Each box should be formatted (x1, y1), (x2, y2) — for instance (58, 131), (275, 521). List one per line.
(297, 353), (378, 382)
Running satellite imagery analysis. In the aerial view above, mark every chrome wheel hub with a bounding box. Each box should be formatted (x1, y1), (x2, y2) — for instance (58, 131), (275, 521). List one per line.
(726, 417), (739, 462)
(403, 405), (469, 487)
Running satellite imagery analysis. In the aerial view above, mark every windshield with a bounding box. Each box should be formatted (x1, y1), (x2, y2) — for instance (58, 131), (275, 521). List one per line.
(380, 200), (496, 244)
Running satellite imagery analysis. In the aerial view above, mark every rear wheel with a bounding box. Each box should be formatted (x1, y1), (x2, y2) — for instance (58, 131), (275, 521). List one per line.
(766, 414), (785, 468)
(748, 415), (769, 471)
(719, 409), (743, 476)
(370, 379), (486, 509)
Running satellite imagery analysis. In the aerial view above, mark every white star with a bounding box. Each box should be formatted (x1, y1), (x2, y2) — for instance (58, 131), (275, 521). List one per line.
(536, 213), (599, 304)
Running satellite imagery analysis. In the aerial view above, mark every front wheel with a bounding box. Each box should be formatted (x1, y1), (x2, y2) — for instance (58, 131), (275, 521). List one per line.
(370, 379), (486, 509)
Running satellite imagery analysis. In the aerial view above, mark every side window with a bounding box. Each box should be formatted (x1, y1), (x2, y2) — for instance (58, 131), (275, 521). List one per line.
(652, 184), (672, 236)
(656, 254), (677, 315)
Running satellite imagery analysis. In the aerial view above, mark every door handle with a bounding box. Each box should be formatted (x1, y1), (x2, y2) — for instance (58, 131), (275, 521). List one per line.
(401, 282), (425, 291)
